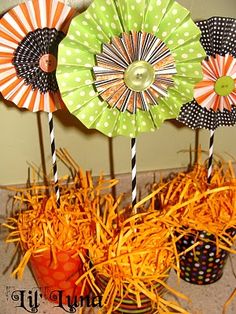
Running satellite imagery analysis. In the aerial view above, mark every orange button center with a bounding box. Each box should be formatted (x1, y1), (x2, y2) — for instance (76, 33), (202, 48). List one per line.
(39, 54), (57, 73)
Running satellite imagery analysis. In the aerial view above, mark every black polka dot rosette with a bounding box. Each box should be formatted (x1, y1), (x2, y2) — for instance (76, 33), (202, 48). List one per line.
(178, 17), (236, 130)
(198, 17), (236, 58)
(179, 100), (236, 130)
(13, 28), (65, 94)
(0, 0), (75, 112)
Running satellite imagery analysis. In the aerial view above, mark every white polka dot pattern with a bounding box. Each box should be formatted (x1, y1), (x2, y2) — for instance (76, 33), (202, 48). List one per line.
(57, 0), (205, 137)
(178, 16), (236, 130)
(179, 101), (236, 130)
(196, 17), (236, 57)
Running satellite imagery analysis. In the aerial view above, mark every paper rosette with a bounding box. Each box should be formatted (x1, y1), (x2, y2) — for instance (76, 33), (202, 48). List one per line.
(178, 17), (236, 130)
(57, 0), (205, 137)
(0, 1), (93, 16)
(0, 0), (75, 112)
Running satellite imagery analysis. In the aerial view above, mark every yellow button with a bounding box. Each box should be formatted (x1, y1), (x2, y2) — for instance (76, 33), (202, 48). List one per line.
(214, 76), (234, 97)
(124, 61), (155, 92)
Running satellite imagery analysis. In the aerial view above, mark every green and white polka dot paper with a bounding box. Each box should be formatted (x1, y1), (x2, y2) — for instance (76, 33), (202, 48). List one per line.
(57, 0), (206, 138)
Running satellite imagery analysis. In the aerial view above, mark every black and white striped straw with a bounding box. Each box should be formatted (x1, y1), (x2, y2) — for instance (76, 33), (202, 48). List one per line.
(48, 112), (60, 202)
(207, 129), (215, 183)
(131, 137), (137, 209)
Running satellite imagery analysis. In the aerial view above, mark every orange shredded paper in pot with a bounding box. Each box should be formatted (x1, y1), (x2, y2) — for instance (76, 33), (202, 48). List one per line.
(76, 203), (191, 314)
(3, 149), (190, 313)
(3, 151), (119, 281)
(146, 162), (236, 252)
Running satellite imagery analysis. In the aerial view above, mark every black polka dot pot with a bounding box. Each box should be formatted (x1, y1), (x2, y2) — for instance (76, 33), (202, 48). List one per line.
(176, 229), (236, 285)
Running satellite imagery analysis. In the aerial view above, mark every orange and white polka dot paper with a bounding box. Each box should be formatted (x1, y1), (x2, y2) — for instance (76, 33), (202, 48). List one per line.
(30, 249), (90, 304)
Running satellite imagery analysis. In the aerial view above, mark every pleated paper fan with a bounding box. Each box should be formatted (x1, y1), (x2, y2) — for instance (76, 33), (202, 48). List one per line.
(57, 0), (205, 138)
(198, 16), (236, 57)
(178, 17), (236, 130)
(0, 0), (75, 112)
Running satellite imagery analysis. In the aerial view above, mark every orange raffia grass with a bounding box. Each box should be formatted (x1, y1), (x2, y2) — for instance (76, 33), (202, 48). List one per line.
(147, 161), (236, 252)
(2, 163), (119, 280)
(3, 149), (189, 313)
(76, 207), (190, 314)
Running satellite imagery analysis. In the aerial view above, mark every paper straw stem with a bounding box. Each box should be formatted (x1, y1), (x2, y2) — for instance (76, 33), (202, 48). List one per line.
(48, 112), (60, 202)
(131, 137), (137, 209)
(207, 129), (215, 183)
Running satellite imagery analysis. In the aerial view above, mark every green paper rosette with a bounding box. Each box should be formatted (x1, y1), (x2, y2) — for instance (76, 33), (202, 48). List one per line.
(57, 0), (206, 137)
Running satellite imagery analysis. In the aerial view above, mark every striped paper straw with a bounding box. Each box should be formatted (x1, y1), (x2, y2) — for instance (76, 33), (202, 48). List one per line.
(207, 129), (215, 183)
(131, 137), (137, 209)
(48, 112), (60, 202)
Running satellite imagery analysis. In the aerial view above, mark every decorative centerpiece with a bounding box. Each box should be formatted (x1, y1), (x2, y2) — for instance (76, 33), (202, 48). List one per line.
(76, 203), (189, 314)
(56, 0), (205, 208)
(3, 149), (118, 304)
(55, 0), (205, 311)
(0, 0), (77, 204)
(178, 16), (236, 182)
(150, 161), (236, 285)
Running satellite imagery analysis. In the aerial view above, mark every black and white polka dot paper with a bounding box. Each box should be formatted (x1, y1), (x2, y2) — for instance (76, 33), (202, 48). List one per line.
(13, 28), (65, 94)
(197, 17), (236, 57)
(178, 101), (236, 130)
(178, 16), (236, 130)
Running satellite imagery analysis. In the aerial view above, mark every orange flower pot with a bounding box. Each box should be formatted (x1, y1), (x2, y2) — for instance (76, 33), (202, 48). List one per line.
(30, 249), (90, 305)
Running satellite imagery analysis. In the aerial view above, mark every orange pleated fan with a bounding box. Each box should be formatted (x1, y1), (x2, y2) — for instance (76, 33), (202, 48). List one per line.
(0, 0), (75, 112)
